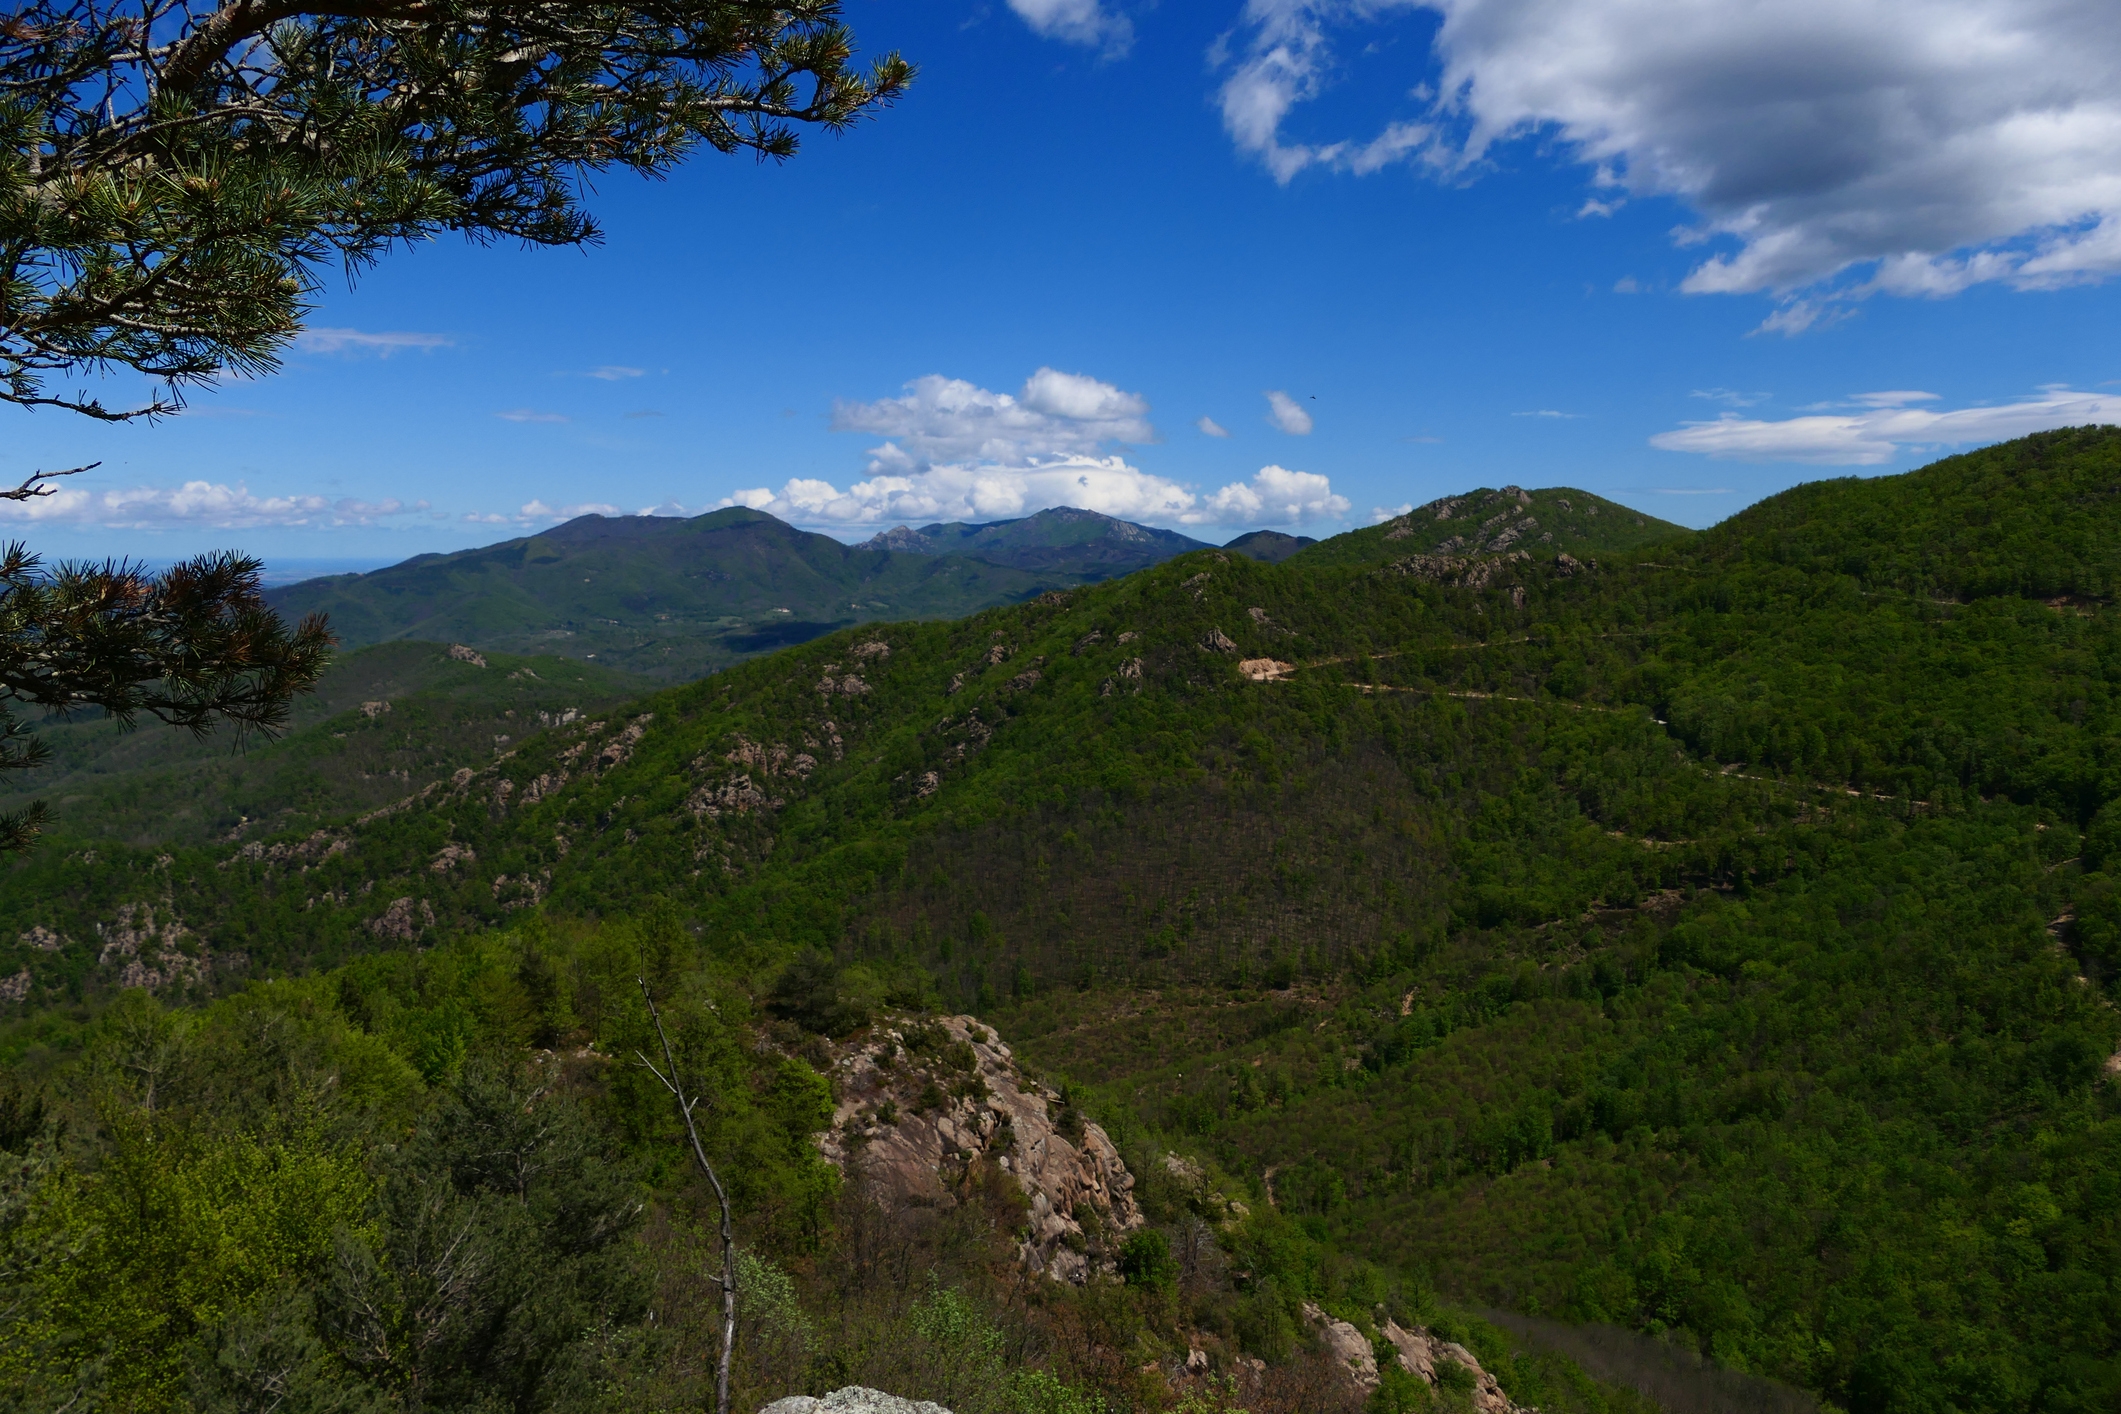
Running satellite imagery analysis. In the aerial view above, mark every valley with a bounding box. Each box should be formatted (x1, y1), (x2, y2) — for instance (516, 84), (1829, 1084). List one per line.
(4, 435), (2119, 1414)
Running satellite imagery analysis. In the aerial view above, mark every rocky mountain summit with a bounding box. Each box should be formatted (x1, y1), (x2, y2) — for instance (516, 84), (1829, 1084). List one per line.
(814, 1014), (1143, 1282)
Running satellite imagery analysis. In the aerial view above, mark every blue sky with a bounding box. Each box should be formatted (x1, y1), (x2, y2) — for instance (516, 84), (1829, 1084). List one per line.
(8, 0), (2120, 567)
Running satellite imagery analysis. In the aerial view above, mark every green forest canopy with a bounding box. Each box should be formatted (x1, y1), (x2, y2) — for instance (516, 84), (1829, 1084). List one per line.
(5, 428), (2121, 1414)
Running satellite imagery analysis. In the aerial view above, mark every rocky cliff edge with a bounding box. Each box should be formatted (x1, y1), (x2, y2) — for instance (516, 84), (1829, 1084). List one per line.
(816, 1014), (1142, 1283)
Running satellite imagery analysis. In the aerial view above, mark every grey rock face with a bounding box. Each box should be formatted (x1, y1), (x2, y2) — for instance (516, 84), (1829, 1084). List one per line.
(759, 1388), (953, 1414)
(815, 1015), (1143, 1283)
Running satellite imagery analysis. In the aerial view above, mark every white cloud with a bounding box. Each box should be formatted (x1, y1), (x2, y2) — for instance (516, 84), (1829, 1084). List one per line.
(1214, 0), (2121, 313)
(1513, 409), (1582, 419)
(1650, 386), (2121, 465)
(724, 456), (1200, 527)
(519, 499), (621, 520)
(496, 409), (569, 423)
(1691, 388), (1769, 408)
(1007, 0), (1133, 54)
(832, 369), (1155, 466)
(1214, 5), (1441, 183)
(0, 481), (427, 530)
(584, 365), (644, 380)
(725, 458), (1349, 530)
(295, 327), (451, 355)
(463, 499), (627, 526)
(1187, 464), (1351, 525)
(1265, 390), (1314, 435)
(1373, 502), (1416, 522)
(1197, 416), (1231, 437)
(742, 369), (1349, 531)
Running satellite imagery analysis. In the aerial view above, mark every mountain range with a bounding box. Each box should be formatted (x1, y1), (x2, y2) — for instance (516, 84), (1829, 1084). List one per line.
(9, 436), (2121, 1414)
(266, 503), (1576, 680)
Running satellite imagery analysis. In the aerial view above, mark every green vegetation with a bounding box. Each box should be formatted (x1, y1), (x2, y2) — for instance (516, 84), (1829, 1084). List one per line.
(1291, 486), (1687, 570)
(1223, 531), (1317, 563)
(9, 429), (2121, 1413)
(0, 641), (651, 849)
(865, 506), (1215, 575)
(265, 507), (1051, 680)
(262, 508), (1344, 687)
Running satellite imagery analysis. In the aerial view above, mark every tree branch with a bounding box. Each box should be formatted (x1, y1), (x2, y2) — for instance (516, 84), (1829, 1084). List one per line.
(635, 977), (737, 1414)
(0, 463), (95, 503)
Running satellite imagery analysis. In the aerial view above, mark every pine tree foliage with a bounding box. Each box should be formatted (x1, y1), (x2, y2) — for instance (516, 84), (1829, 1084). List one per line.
(0, 0), (913, 419)
(0, 544), (329, 852)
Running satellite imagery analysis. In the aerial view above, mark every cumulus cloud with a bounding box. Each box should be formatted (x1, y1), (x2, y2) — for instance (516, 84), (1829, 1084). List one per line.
(1373, 501), (1416, 522)
(1214, 0), (2121, 312)
(833, 369), (1155, 467)
(1007, 0), (1132, 54)
(1265, 390), (1314, 435)
(1649, 386), (2121, 465)
(724, 457), (1199, 527)
(1197, 416), (1232, 437)
(1188, 464), (1351, 524)
(0, 481), (427, 530)
(295, 327), (451, 355)
(726, 459), (1347, 530)
(730, 369), (1348, 530)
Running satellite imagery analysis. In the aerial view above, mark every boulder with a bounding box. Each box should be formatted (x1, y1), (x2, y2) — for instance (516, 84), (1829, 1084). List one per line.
(759, 1389), (951, 1414)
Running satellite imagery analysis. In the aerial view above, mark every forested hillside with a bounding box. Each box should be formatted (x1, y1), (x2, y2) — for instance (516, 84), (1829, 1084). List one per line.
(0, 643), (651, 848)
(859, 506), (1215, 574)
(269, 507), (1237, 682)
(6, 430), (2121, 1414)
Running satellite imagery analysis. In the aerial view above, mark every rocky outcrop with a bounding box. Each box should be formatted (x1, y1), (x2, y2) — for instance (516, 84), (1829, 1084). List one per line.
(1297, 1307), (1528, 1413)
(222, 830), (352, 869)
(1382, 1319), (1523, 1413)
(447, 643), (488, 667)
(367, 896), (434, 941)
(1379, 550), (1531, 590)
(96, 904), (207, 991)
(817, 1015), (1142, 1283)
(761, 1390), (949, 1414)
(1304, 1304), (1378, 1388)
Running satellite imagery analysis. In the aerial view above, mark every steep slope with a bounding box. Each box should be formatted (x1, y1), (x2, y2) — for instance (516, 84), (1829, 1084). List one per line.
(859, 506), (1212, 578)
(1293, 486), (1686, 570)
(10, 432), (2121, 1414)
(267, 507), (1059, 680)
(0, 642), (649, 849)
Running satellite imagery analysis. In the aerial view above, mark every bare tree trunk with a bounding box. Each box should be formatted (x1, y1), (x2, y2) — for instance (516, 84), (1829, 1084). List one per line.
(637, 979), (737, 1414)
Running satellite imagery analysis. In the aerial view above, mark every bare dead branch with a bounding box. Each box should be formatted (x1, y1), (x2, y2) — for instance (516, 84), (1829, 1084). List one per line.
(636, 976), (737, 1414)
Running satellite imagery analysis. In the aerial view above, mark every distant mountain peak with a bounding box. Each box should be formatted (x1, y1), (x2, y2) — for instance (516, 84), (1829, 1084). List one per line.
(856, 507), (1208, 571)
(862, 525), (933, 553)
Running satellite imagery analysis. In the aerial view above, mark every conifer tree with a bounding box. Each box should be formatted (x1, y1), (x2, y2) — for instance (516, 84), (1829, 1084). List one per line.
(0, 0), (912, 848)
